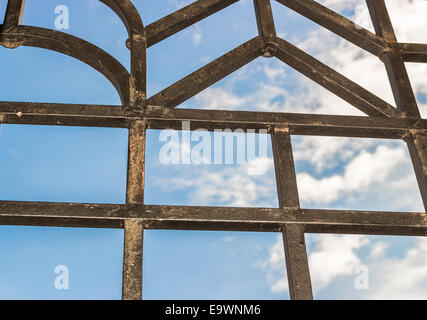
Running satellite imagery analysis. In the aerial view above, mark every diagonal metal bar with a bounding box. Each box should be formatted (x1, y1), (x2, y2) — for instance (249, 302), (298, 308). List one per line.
(366, 0), (420, 118)
(275, 0), (386, 57)
(3, 0), (25, 27)
(274, 37), (403, 118)
(271, 127), (313, 300)
(146, 0), (239, 47)
(147, 37), (264, 108)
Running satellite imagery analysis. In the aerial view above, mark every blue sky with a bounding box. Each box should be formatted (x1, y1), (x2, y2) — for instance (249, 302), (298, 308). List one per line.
(1, 0), (427, 300)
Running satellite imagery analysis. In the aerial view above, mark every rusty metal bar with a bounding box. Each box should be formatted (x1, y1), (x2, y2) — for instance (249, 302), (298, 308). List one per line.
(366, 0), (420, 119)
(123, 120), (146, 300)
(126, 120), (146, 204)
(282, 224), (313, 300)
(147, 37), (264, 108)
(0, 201), (425, 236)
(400, 43), (427, 63)
(3, 0), (25, 26)
(100, 0), (146, 108)
(122, 219), (144, 300)
(271, 127), (300, 208)
(253, 0), (276, 47)
(406, 131), (427, 211)
(275, 0), (386, 57)
(1, 103), (425, 139)
(274, 38), (402, 118)
(271, 127), (313, 300)
(146, 0), (239, 47)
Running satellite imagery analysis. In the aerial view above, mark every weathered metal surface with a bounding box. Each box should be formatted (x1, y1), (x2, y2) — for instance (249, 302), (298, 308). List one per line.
(146, 0), (239, 47)
(0, 0), (426, 301)
(271, 128), (313, 300)
(122, 219), (144, 300)
(367, 0), (420, 118)
(0, 201), (425, 235)
(276, 0), (386, 57)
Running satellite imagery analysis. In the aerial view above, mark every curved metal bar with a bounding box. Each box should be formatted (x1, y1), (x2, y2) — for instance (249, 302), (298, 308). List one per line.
(0, 25), (130, 105)
(100, 0), (144, 37)
(100, 0), (146, 108)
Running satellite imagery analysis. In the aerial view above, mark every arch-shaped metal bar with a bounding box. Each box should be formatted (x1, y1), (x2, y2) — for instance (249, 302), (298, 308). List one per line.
(100, 0), (146, 108)
(0, 25), (130, 105)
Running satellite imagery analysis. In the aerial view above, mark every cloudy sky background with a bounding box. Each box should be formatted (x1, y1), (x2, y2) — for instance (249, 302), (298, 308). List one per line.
(0, 0), (426, 299)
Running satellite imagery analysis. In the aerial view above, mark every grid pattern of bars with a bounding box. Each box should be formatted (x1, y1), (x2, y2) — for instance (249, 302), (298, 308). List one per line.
(0, 0), (426, 300)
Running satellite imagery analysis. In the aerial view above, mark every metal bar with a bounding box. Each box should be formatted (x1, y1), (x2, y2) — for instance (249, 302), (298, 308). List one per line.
(271, 127), (313, 300)
(1, 103), (425, 139)
(400, 43), (427, 63)
(271, 127), (300, 208)
(253, 0), (276, 46)
(0, 201), (425, 235)
(146, 0), (239, 47)
(274, 38), (402, 118)
(126, 120), (146, 204)
(406, 131), (427, 211)
(99, 0), (146, 108)
(147, 37), (264, 108)
(282, 224), (313, 300)
(366, 0), (420, 118)
(124, 119), (146, 300)
(275, 0), (386, 57)
(3, 0), (25, 26)
(122, 219), (144, 300)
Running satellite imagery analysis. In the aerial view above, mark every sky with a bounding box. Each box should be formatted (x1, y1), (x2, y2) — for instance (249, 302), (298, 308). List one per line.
(0, 0), (426, 300)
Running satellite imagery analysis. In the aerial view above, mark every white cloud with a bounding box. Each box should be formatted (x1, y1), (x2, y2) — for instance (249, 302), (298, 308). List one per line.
(308, 235), (369, 291)
(296, 144), (409, 205)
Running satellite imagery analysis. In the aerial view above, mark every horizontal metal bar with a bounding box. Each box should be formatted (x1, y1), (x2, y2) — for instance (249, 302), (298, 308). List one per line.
(1, 102), (425, 138)
(400, 43), (427, 63)
(146, 0), (239, 47)
(0, 201), (425, 236)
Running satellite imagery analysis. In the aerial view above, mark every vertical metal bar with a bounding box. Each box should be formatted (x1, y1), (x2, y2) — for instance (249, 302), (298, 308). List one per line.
(271, 126), (313, 300)
(367, 0), (426, 213)
(406, 131), (427, 211)
(126, 120), (146, 204)
(282, 224), (313, 300)
(253, 0), (276, 43)
(122, 219), (144, 300)
(3, 0), (26, 26)
(122, 120), (146, 300)
(366, 0), (420, 118)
